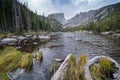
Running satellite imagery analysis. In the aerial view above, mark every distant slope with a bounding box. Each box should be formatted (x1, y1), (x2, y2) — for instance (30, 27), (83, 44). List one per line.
(48, 13), (65, 25)
(65, 2), (120, 32)
(0, 0), (63, 33)
(64, 2), (120, 28)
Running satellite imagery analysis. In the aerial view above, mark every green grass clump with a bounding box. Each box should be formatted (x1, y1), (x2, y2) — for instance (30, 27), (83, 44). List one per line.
(0, 47), (33, 74)
(36, 49), (43, 62)
(77, 55), (87, 80)
(0, 47), (16, 56)
(90, 57), (113, 80)
(99, 57), (112, 78)
(0, 73), (9, 80)
(64, 55), (76, 80)
(90, 64), (101, 80)
(20, 53), (33, 71)
(50, 62), (60, 73)
(64, 54), (88, 80)
(78, 55), (88, 66)
(0, 47), (22, 73)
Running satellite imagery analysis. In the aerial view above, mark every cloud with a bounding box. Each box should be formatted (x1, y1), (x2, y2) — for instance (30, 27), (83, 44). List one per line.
(19, 0), (120, 19)
(19, 0), (57, 16)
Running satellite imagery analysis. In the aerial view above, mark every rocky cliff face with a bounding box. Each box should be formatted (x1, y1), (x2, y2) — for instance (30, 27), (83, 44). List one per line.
(47, 2), (119, 28)
(48, 13), (65, 25)
(63, 5), (114, 28)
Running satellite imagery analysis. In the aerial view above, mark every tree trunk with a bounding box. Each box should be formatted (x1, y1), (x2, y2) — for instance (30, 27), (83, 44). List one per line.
(51, 54), (72, 80)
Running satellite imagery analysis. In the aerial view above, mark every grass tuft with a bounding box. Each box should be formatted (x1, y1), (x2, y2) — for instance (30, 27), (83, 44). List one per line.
(99, 57), (112, 78)
(0, 47), (22, 73)
(64, 54), (88, 80)
(36, 49), (43, 62)
(0, 73), (9, 80)
(20, 53), (33, 71)
(0, 47), (33, 74)
(90, 57), (113, 80)
(50, 62), (60, 73)
(78, 55), (88, 66)
(90, 64), (101, 80)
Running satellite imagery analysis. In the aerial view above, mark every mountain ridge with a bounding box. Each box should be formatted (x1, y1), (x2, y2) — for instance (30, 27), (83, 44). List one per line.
(47, 2), (120, 28)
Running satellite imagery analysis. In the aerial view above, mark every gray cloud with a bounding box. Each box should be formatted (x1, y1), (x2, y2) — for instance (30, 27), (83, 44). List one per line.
(19, 0), (120, 19)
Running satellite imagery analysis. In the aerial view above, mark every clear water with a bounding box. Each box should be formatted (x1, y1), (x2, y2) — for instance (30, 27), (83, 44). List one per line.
(17, 32), (120, 80)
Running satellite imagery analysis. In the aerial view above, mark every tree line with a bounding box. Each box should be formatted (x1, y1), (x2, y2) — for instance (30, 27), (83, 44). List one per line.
(0, 0), (62, 34)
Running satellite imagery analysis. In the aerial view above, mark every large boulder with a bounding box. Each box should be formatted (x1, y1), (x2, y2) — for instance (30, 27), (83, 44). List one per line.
(38, 36), (50, 42)
(17, 36), (26, 41)
(1, 38), (17, 46)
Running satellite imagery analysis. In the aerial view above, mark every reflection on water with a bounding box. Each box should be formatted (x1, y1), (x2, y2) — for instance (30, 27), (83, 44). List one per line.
(17, 32), (120, 80)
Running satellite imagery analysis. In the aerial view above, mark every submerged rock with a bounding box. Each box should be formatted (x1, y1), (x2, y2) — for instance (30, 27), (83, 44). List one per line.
(54, 58), (64, 62)
(7, 68), (25, 80)
(48, 44), (64, 48)
(75, 38), (82, 41)
(39, 36), (50, 40)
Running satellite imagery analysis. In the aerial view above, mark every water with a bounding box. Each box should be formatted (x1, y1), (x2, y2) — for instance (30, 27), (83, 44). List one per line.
(17, 32), (120, 80)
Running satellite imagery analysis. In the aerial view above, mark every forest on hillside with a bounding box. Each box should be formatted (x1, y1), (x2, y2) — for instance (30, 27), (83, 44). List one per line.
(0, 0), (63, 34)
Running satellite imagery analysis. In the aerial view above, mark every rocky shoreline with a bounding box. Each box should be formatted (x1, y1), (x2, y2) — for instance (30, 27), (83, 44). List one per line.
(100, 30), (120, 39)
(0, 32), (62, 52)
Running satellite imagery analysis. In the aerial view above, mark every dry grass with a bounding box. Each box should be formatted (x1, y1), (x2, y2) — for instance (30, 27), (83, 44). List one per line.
(0, 47), (33, 74)
(0, 73), (9, 80)
(90, 57), (113, 80)
(50, 62), (60, 73)
(63, 54), (114, 80)
(99, 57), (112, 78)
(64, 54), (87, 80)
(36, 49), (43, 62)
(0, 47), (22, 73)
(90, 64), (101, 80)
(78, 55), (88, 66)
(77, 55), (88, 80)
(20, 53), (33, 71)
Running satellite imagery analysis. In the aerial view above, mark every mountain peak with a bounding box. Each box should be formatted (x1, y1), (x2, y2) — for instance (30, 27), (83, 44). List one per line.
(48, 13), (65, 25)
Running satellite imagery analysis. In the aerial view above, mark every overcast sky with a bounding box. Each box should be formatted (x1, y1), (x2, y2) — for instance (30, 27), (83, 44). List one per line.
(19, 0), (120, 19)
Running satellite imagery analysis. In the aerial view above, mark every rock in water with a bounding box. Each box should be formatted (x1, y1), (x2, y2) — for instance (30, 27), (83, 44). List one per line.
(7, 68), (25, 80)
(39, 36), (50, 41)
(17, 36), (25, 41)
(54, 58), (64, 62)
(1, 38), (17, 45)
